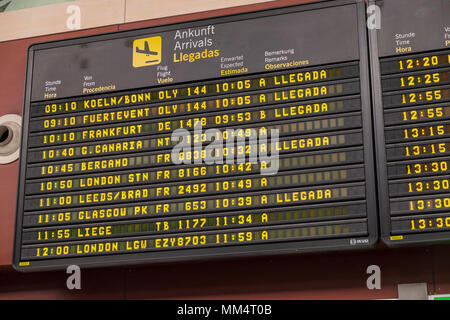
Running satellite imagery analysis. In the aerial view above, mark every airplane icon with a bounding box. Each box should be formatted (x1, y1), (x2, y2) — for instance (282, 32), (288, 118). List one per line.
(135, 41), (159, 56)
(133, 36), (162, 67)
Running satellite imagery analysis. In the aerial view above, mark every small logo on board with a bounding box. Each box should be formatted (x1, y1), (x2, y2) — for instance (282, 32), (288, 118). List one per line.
(350, 238), (369, 245)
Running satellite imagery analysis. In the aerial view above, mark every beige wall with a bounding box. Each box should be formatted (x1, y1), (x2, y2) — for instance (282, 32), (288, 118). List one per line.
(125, 0), (275, 22)
(0, 0), (275, 42)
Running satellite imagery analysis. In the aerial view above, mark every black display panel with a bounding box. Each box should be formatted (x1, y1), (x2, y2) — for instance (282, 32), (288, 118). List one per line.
(369, 0), (450, 245)
(14, 0), (377, 271)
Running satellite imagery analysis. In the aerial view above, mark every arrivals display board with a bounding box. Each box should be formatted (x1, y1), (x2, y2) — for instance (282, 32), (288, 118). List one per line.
(369, 0), (450, 245)
(14, 0), (378, 271)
